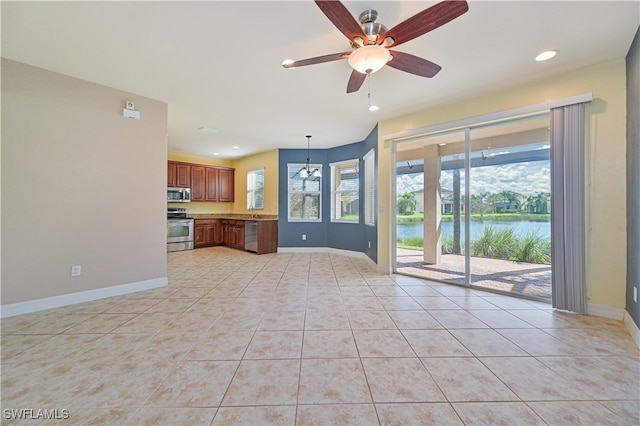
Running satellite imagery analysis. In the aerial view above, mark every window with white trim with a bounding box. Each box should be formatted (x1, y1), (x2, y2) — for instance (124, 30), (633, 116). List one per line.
(364, 149), (375, 226)
(330, 159), (359, 223)
(288, 164), (322, 221)
(247, 168), (265, 210)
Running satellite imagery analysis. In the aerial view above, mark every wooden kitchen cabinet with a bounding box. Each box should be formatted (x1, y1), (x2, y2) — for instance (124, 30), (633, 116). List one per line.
(256, 221), (278, 254)
(176, 161), (234, 203)
(194, 219), (221, 248)
(221, 220), (230, 245)
(195, 218), (277, 253)
(205, 167), (219, 201)
(217, 168), (235, 202)
(190, 166), (206, 201)
(233, 223), (245, 249)
(208, 222), (223, 245)
(206, 167), (234, 202)
(232, 221), (245, 249)
(168, 162), (176, 186)
(168, 161), (191, 188)
(222, 220), (244, 249)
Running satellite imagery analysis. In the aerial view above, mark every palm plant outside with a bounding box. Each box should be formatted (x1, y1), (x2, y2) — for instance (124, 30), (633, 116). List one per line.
(397, 192), (417, 214)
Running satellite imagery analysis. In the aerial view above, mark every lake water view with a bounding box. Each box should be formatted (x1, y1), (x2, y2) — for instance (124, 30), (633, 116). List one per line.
(397, 219), (551, 240)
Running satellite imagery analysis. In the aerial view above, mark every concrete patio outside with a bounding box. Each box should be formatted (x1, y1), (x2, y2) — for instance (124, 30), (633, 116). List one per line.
(396, 248), (552, 301)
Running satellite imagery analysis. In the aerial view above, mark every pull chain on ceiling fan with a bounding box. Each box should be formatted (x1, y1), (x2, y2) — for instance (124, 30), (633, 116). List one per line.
(367, 74), (378, 112)
(282, 0), (469, 93)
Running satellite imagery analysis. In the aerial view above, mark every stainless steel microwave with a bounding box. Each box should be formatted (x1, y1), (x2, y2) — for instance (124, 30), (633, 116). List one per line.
(167, 187), (191, 203)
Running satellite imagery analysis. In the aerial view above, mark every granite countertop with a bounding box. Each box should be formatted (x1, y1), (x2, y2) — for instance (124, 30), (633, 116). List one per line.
(189, 214), (278, 221)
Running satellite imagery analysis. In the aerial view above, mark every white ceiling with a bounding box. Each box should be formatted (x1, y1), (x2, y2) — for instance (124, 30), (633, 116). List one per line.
(2, 1), (638, 159)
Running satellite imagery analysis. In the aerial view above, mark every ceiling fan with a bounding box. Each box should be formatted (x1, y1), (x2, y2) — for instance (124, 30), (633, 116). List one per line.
(282, 0), (469, 93)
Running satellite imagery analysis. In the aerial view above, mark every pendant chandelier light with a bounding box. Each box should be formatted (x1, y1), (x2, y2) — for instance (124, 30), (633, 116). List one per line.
(299, 135), (321, 179)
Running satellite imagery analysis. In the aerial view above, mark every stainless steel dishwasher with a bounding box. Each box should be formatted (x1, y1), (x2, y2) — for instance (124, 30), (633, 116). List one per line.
(244, 221), (258, 252)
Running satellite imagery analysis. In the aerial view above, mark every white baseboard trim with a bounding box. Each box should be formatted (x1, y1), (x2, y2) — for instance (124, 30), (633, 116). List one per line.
(623, 311), (640, 349)
(0, 277), (168, 319)
(587, 302), (625, 321)
(277, 246), (377, 269)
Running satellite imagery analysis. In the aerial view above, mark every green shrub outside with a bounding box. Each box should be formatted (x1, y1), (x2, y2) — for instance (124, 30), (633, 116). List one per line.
(397, 226), (551, 264)
(471, 226), (517, 259)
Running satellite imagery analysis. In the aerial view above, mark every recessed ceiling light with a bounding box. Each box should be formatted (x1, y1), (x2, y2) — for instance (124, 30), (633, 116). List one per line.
(535, 50), (558, 62)
(198, 126), (218, 133)
(368, 105), (379, 112)
(232, 146), (240, 150)
(213, 152), (220, 156)
(438, 143), (446, 146)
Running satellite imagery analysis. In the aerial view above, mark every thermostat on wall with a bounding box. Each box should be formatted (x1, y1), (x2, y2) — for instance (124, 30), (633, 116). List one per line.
(123, 108), (140, 120)
(123, 100), (140, 119)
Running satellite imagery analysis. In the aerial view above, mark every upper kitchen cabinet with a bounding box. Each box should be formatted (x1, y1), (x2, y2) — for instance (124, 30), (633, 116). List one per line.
(183, 162), (235, 203)
(190, 165), (206, 201)
(205, 167), (219, 201)
(217, 168), (235, 202)
(167, 161), (191, 188)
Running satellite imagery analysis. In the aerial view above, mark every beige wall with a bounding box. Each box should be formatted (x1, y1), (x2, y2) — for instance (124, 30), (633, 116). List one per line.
(1, 59), (168, 305)
(167, 149), (279, 215)
(378, 59), (628, 310)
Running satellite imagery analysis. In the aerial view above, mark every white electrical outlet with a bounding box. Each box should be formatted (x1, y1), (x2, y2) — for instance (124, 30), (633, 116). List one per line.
(71, 265), (82, 277)
(634, 286), (637, 303)
(302, 234), (306, 241)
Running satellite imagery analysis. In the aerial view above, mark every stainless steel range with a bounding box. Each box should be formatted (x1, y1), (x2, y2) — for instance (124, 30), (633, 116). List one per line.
(167, 208), (194, 252)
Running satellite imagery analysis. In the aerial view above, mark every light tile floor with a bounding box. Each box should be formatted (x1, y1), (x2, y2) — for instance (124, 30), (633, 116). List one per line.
(1, 246), (639, 425)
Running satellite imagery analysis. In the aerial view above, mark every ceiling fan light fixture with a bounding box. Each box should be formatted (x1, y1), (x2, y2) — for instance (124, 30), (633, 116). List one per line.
(348, 44), (390, 75)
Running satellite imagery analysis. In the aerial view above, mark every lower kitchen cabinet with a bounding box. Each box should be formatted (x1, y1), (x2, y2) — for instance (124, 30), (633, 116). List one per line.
(193, 218), (277, 253)
(222, 220), (245, 250)
(255, 220), (278, 254)
(194, 219), (221, 248)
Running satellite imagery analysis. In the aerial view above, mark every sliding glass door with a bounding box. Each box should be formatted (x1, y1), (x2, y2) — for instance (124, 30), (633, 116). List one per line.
(468, 117), (551, 300)
(395, 114), (552, 301)
(395, 129), (468, 285)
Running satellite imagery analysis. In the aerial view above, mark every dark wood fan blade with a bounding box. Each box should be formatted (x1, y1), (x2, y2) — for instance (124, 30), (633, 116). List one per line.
(315, 0), (367, 45)
(381, 0), (469, 47)
(387, 50), (442, 78)
(282, 52), (349, 68)
(346, 70), (366, 93)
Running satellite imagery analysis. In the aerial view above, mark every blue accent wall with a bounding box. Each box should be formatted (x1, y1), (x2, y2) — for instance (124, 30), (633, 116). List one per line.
(278, 126), (378, 263)
(278, 148), (329, 247)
